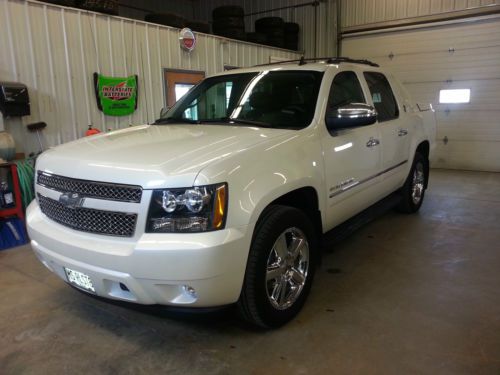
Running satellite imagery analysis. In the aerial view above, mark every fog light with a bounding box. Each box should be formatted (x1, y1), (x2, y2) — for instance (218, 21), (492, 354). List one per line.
(183, 285), (197, 298)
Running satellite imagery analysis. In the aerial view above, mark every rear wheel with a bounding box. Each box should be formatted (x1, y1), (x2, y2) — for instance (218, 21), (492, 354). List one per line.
(397, 152), (428, 213)
(238, 205), (317, 328)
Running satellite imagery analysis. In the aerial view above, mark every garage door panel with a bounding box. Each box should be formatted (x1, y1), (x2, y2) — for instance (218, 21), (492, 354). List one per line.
(343, 16), (500, 171)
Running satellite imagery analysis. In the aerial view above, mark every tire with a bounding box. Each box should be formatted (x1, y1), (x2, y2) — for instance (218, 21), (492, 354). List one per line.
(77, 0), (118, 15)
(212, 5), (244, 20)
(396, 152), (428, 213)
(255, 17), (284, 32)
(145, 13), (186, 29)
(284, 40), (299, 51)
(238, 205), (317, 328)
(246, 32), (267, 44)
(284, 22), (299, 34)
(213, 17), (245, 29)
(40, 0), (76, 6)
(185, 21), (210, 34)
(213, 28), (247, 41)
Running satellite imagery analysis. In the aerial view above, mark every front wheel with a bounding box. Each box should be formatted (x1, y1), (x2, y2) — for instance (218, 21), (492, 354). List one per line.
(237, 205), (317, 328)
(397, 152), (428, 213)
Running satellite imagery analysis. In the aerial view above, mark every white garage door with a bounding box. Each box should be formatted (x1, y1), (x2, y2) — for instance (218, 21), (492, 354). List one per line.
(342, 16), (500, 172)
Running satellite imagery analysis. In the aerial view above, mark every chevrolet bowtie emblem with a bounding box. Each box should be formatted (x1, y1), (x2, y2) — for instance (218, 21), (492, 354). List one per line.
(59, 192), (85, 209)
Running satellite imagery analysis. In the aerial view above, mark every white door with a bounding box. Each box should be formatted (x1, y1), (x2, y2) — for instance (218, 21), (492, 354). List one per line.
(343, 17), (500, 172)
(363, 71), (411, 187)
(321, 70), (383, 230)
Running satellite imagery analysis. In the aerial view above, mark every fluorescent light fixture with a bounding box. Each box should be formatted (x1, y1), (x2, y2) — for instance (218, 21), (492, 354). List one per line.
(439, 89), (470, 104)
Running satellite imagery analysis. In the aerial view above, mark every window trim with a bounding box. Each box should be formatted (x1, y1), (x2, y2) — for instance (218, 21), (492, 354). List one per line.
(363, 71), (400, 123)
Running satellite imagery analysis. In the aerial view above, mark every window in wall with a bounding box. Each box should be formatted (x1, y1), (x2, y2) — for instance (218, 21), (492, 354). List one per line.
(364, 72), (399, 122)
(439, 89), (470, 104)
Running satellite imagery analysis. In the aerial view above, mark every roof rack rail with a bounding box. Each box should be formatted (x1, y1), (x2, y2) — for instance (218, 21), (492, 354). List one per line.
(255, 56), (379, 67)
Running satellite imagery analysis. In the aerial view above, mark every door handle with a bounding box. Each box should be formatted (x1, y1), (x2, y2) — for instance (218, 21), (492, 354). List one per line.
(398, 128), (408, 137)
(366, 137), (380, 148)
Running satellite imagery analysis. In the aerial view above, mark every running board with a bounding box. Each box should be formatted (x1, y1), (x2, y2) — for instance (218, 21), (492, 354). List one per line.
(322, 192), (402, 251)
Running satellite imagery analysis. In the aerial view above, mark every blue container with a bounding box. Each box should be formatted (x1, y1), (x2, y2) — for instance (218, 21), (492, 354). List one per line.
(0, 218), (28, 250)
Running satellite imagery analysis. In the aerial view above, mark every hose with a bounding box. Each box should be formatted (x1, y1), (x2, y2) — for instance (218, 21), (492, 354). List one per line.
(15, 158), (35, 211)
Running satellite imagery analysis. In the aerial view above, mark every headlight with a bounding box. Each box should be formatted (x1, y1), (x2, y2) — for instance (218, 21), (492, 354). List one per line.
(146, 183), (227, 233)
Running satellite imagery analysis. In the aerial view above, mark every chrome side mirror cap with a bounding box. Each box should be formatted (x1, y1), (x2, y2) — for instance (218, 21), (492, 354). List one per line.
(326, 103), (377, 131)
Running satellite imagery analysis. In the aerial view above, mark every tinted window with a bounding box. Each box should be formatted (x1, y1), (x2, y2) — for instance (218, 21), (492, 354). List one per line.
(327, 71), (366, 110)
(364, 72), (399, 122)
(164, 71), (323, 130)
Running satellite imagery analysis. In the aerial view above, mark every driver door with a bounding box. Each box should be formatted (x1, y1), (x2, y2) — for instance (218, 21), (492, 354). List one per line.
(321, 70), (383, 230)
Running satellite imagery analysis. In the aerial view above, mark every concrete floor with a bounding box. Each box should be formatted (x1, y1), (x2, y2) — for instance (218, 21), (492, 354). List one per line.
(1, 169), (500, 374)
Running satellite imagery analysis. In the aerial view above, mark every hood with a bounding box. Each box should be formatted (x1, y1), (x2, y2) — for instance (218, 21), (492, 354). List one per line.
(36, 124), (290, 188)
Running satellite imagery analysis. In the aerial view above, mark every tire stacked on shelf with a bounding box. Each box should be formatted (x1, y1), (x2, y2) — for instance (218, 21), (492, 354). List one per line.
(144, 13), (186, 29)
(76, 0), (118, 15)
(284, 22), (300, 51)
(185, 21), (210, 34)
(255, 17), (285, 49)
(39, 0), (77, 6)
(212, 6), (246, 41)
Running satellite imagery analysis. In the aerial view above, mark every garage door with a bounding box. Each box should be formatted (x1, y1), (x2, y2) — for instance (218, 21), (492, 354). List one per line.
(342, 16), (500, 172)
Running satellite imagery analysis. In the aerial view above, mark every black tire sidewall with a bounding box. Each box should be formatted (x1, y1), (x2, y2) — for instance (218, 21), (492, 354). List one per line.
(400, 152), (427, 213)
(246, 206), (317, 327)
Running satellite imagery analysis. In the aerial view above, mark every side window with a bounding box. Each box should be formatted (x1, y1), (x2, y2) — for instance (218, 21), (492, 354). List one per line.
(327, 71), (366, 110)
(363, 72), (399, 122)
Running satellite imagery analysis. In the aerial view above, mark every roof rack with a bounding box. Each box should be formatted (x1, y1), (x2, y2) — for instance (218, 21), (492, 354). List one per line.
(256, 56), (380, 67)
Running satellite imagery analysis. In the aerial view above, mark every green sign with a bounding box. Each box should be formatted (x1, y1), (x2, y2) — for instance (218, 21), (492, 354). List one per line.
(94, 73), (138, 116)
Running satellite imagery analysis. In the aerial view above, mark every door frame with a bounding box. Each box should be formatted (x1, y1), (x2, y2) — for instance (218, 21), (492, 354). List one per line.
(163, 68), (205, 108)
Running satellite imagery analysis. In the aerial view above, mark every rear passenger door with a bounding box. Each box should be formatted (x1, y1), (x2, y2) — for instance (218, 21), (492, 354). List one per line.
(363, 72), (410, 187)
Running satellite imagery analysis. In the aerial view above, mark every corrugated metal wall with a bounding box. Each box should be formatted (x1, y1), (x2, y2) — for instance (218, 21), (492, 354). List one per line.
(0, 0), (301, 155)
(194, 0), (338, 57)
(341, 0), (499, 28)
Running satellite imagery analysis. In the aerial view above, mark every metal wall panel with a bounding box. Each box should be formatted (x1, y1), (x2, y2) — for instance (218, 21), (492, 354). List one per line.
(0, 0), (301, 155)
(341, 0), (499, 28)
(342, 16), (500, 171)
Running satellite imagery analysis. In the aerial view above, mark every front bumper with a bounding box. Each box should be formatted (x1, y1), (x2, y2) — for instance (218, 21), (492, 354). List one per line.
(27, 201), (253, 307)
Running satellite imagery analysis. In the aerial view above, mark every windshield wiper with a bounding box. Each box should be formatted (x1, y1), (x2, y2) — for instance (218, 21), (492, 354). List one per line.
(154, 117), (200, 125)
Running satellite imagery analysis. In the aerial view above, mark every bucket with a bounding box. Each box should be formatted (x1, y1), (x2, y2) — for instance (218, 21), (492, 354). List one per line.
(0, 131), (15, 161)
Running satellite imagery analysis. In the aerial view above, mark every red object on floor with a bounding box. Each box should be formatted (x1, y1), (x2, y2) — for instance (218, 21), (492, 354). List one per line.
(0, 163), (24, 221)
(85, 125), (101, 136)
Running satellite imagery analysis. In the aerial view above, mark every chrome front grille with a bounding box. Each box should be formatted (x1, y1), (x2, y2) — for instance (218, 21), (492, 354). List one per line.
(38, 194), (137, 237)
(37, 171), (142, 203)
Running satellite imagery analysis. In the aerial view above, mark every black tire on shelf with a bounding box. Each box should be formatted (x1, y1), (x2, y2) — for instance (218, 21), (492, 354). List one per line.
(185, 21), (210, 34)
(246, 32), (267, 45)
(284, 40), (299, 51)
(212, 5), (244, 20)
(267, 38), (285, 48)
(265, 29), (285, 39)
(144, 13), (186, 29)
(213, 16), (245, 29)
(396, 152), (429, 213)
(237, 205), (317, 328)
(284, 22), (300, 34)
(213, 27), (247, 41)
(255, 17), (284, 32)
(76, 0), (118, 15)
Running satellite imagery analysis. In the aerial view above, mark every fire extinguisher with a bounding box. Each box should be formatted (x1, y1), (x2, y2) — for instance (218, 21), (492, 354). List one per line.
(85, 125), (101, 137)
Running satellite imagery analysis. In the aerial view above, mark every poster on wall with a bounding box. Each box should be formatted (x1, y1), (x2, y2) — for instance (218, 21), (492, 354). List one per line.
(93, 73), (138, 116)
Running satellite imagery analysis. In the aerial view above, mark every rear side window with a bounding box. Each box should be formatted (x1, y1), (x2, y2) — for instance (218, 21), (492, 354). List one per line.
(364, 72), (399, 122)
(327, 71), (366, 109)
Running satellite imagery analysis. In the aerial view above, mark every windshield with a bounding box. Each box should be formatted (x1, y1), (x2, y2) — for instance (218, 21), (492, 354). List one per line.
(159, 70), (324, 130)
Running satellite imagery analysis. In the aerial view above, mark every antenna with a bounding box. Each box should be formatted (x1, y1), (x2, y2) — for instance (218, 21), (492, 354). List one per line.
(139, 43), (150, 125)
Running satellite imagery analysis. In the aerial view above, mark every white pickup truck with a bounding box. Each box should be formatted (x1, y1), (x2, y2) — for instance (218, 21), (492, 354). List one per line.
(27, 58), (435, 328)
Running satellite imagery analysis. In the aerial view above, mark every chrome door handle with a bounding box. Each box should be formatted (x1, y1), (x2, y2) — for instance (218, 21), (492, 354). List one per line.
(366, 137), (380, 147)
(398, 128), (408, 137)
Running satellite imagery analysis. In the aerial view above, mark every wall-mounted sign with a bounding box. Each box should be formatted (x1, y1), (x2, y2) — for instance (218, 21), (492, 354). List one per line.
(179, 28), (196, 52)
(93, 73), (138, 116)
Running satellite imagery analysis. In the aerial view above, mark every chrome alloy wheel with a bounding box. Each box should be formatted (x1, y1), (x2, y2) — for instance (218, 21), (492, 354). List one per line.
(411, 162), (425, 205)
(265, 227), (310, 310)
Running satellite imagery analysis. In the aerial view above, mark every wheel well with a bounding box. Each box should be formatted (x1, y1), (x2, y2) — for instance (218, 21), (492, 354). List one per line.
(416, 141), (430, 188)
(268, 187), (322, 235)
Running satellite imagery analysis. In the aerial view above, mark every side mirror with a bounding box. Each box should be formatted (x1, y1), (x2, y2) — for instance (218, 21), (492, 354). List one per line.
(326, 103), (377, 131)
(159, 106), (170, 118)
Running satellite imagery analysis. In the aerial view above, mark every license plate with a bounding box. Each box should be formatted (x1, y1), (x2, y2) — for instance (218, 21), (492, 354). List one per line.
(64, 268), (96, 294)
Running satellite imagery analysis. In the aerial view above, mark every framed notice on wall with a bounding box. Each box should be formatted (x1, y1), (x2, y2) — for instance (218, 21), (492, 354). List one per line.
(94, 73), (138, 116)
